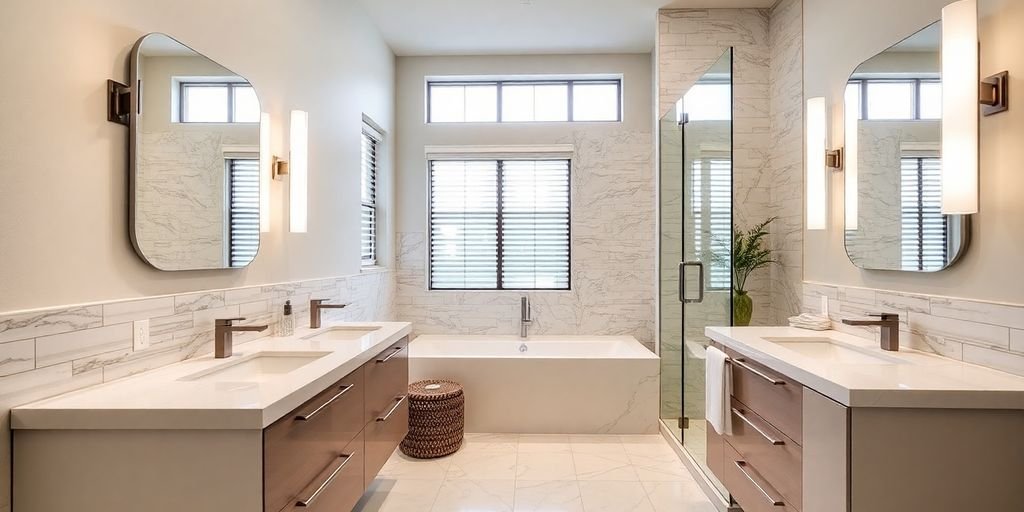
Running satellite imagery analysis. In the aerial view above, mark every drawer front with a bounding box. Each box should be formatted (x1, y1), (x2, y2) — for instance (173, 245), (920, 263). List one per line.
(729, 398), (802, 508)
(707, 422), (726, 483)
(364, 337), (409, 425)
(264, 367), (364, 512)
(727, 348), (802, 444)
(364, 394), (409, 484)
(723, 442), (799, 512)
(280, 432), (365, 512)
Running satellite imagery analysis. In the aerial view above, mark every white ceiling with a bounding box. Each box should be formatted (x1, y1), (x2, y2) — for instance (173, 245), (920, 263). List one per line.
(356, 0), (778, 56)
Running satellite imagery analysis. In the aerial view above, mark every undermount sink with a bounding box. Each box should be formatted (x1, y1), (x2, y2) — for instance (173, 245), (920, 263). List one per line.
(179, 351), (331, 382)
(763, 337), (906, 365)
(303, 326), (382, 342)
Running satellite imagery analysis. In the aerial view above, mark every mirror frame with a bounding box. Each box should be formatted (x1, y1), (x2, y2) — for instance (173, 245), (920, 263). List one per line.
(126, 33), (263, 271)
(841, 22), (972, 273)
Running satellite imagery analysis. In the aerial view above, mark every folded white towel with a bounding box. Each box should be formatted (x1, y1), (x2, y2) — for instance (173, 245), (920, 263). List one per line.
(788, 313), (832, 331)
(704, 346), (732, 436)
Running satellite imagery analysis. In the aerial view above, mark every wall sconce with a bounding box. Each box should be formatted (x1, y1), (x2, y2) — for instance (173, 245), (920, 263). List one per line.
(289, 110), (309, 233)
(806, 97), (828, 231)
(844, 86), (859, 231)
(941, 0), (980, 215)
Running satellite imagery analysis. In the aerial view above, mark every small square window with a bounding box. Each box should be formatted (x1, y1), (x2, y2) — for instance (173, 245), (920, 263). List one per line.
(183, 85), (229, 122)
(572, 82), (619, 121)
(866, 82), (915, 120)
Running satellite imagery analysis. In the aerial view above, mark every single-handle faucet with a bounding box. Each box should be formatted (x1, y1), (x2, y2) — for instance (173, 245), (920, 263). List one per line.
(310, 299), (348, 329)
(520, 296), (532, 339)
(841, 313), (900, 351)
(214, 318), (269, 358)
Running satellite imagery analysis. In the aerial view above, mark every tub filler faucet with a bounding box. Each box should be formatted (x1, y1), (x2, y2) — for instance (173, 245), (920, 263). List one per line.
(520, 296), (532, 339)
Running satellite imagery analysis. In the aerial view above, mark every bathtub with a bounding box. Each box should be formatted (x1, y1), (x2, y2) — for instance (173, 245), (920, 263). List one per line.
(409, 335), (660, 434)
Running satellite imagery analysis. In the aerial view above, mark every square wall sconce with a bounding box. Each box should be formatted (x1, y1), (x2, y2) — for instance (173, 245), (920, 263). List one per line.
(289, 110), (309, 233)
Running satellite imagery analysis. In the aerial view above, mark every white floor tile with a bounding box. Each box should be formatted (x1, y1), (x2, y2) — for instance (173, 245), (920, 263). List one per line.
(516, 452), (577, 481)
(514, 480), (585, 512)
(432, 479), (516, 512)
(578, 481), (655, 512)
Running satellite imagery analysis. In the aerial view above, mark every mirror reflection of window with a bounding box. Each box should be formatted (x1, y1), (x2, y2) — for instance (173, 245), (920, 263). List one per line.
(180, 82), (259, 123)
(680, 82), (731, 121)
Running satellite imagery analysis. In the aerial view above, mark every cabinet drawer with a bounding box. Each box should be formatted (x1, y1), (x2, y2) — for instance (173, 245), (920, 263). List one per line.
(364, 394), (409, 484)
(279, 432), (365, 512)
(723, 442), (799, 512)
(264, 367), (364, 512)
(729, 397), (802, 508)
(727, 348), (802, 444)
(707, 422), (725, 483)
(364, 337), (409, 425)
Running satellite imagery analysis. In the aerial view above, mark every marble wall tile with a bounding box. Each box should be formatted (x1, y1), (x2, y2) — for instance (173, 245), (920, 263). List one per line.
(102, 297), (176, 326)
(173, 291), (227, 314)
(802, 282), (1024, 377)
(0, 340), (34, 377)
(0, 306), (103, 344)
(35, 323), (134, 368)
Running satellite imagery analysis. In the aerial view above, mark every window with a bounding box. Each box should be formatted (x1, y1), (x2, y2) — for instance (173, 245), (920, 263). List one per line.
(429, 159), (570, 290)
(691, 158), (732, 290)
(427, 78), (621, 123)
(180, 82), (259, 123)
(361, 124), (382, 266)
(228, 158), (260, 267)
(901, 155), (947, 271)
(680, 82), (732, 122)
(846, 79), (941, 121)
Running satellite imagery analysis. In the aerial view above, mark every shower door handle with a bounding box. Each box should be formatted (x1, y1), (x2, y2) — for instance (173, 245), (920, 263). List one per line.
(679, 261), (705, 304)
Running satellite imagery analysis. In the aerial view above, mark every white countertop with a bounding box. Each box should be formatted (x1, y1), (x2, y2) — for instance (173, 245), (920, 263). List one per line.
(706, 326), (1024, 409)
(12, 322), (412, 430)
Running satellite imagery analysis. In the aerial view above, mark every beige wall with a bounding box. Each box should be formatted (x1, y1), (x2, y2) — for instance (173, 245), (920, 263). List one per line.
(0, 0), (396, 312)
(393, 54), (657, 342)
(804, 0), (1024, 304)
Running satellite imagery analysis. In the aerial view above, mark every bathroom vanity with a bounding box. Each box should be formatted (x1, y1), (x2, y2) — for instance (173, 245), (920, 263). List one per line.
(11, 322), (411, 512)
(705, 326), (1024, 512)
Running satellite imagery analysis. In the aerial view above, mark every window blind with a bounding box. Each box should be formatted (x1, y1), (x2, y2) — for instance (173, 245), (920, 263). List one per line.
(228, 158), (260, 267)
(691, 158), (732, 290)
(361, 129), (380, 266)
(900, 156), (947, 271)
(429, 159), (570, 290)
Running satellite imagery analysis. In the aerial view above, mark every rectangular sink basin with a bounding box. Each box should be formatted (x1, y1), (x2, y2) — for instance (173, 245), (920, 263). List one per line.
(180, 351), (331, 382)
(763, 337), (906, 365)
(303, 326), (382, 342)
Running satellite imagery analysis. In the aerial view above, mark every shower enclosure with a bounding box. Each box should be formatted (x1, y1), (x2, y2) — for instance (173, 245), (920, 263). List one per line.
(658, 49), (733, 495)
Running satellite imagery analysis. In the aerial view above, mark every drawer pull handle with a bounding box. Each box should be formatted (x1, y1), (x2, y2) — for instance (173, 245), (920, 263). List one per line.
(731, 358), (786, 386)
(732, 408), (785, 446)
(377, 395), (407, 422)
(376, 347), (404, 363)
(296, 384), (355, 422)
(296, 453), (356, 507)
(734, 461), (785, 507)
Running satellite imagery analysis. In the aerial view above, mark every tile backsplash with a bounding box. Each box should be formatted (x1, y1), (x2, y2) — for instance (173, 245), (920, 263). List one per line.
(803, 281), (1024, 377)
(0, 269), (393, 512)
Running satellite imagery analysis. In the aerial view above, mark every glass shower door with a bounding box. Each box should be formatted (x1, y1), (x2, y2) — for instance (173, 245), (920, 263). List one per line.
(659, 48), (733, 495)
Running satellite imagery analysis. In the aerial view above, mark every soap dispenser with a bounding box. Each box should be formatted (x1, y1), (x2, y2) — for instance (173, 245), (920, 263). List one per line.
(279, 300), (294, 337)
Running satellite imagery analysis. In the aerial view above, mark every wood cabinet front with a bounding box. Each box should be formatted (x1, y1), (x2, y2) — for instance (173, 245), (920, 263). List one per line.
(279, 432), (365, 512)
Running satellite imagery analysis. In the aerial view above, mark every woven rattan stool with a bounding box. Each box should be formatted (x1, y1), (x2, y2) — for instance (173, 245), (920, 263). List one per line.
(400, 379), (465, 459)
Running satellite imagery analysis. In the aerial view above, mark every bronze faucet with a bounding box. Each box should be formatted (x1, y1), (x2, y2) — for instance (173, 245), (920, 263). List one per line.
(841, 313), (900, 351)
(310, 299), (348, 329)
(214, 318), (269, 358)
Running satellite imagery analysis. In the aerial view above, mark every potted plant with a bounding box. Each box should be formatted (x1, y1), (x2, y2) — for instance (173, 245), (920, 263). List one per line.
(731, 217), (777, 326)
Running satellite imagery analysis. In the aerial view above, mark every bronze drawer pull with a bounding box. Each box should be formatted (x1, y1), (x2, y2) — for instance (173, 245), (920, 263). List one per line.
(734, 460), (785, 507)
(295, 384), (355, 422)
(295, 453), (356, 507)
(377, 395), (407, 422)
(731, 358), (786, 386)
(376, 347), (404, 363)
(732, 408), (785, 446)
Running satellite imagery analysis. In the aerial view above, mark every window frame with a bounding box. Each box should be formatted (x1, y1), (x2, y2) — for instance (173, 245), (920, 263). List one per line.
(848, 77), (941, 121)
(426, 78), (622, 124)
(361, 123), (382, 267)
(427, 158), (572, 291)
(178, 81), (258, 124)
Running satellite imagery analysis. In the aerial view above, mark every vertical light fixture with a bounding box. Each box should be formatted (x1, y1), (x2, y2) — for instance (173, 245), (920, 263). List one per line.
(844, 86), (859, 230)
(806, 97), (827, 230)
(941, 0), (979, 215)
(289, 110), (309, 233)
(259, 112), (271, 233)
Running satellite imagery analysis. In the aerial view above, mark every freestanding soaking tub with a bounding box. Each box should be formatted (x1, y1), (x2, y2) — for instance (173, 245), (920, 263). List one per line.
(409, 335), (660, 434)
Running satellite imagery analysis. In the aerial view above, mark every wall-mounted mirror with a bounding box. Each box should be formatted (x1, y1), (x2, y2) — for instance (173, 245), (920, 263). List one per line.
(844, 21), (969, 272)
(129, 33), (262, 271)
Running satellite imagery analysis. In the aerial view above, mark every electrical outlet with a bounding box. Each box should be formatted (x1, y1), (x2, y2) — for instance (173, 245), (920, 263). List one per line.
(133, 319), (150, 351)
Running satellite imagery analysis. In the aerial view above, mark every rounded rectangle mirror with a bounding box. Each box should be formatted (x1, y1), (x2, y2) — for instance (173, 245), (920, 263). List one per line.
(129, 33), (263, 271)
(843, 20), (970, 272)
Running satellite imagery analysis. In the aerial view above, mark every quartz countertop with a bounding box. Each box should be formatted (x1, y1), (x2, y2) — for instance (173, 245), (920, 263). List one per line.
(706, 326), (1024, 409)
(11, 322), (412, 430)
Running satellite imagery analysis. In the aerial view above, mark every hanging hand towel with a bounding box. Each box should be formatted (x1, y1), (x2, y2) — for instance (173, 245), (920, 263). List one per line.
(704, 345), (732, 436)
